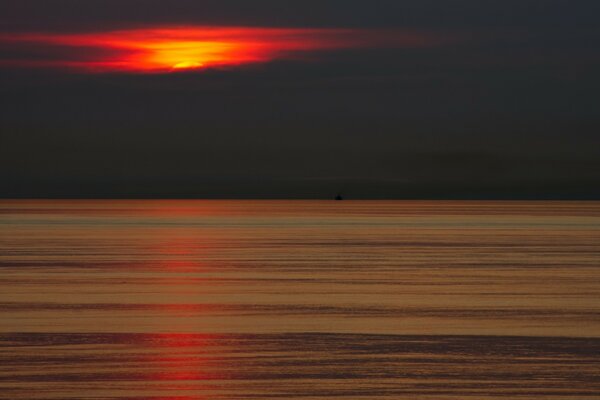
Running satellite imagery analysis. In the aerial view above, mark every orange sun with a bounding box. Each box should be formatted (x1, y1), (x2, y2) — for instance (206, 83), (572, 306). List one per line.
(131, 39), (249, 71)
(172, 61), (204, 70)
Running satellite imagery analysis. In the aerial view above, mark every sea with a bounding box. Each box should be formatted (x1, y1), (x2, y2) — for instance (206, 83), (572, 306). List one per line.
(1, 200), (599, 399)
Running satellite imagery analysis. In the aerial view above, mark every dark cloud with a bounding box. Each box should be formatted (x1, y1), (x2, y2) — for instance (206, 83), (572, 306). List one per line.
(1, 0), (599, 31)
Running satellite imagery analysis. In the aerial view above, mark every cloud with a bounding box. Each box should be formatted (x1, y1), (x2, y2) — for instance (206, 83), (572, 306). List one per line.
(0, 26), (452, 73)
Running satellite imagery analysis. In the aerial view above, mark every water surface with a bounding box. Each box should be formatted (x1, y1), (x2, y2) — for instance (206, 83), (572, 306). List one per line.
(1, 200), (599, 398)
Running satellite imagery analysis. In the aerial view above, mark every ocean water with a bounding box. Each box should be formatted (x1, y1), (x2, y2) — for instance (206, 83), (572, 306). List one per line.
(0, 200), (599, 399)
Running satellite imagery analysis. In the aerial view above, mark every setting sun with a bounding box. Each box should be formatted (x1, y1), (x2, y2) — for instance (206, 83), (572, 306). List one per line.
(172, 61), (204, 69)
(137, 40), (245, 71)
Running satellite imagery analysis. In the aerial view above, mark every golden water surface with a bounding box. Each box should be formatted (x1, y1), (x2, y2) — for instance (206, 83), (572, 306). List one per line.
(1, 200), (599, 399)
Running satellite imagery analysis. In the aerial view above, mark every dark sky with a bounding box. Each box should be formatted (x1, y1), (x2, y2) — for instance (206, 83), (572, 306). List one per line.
(1, 0), (599, 199)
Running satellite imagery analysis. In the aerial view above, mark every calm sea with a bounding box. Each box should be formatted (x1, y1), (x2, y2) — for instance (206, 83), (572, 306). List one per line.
(1, 200), (599, 399)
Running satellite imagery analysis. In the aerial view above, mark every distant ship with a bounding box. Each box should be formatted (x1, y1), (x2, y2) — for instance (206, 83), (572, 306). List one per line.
(335, 194), (344, 201)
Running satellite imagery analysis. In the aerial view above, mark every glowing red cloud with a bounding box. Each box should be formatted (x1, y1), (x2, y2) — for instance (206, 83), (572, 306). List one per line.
(0, 27), (448, 73)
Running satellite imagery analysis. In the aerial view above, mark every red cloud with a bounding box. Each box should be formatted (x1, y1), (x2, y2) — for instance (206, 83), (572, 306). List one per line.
(0, 26), (450, 73)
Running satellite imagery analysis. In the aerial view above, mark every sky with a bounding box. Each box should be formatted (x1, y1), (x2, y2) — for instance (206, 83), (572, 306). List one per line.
(1, 0), (599, 199)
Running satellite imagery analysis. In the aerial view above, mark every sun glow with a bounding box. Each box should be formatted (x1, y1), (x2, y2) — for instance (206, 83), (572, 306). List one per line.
(172, 61), (204, 70)
(0, 27), (357, 73)
(0, 26), (447, 73)
(135, 40), (246, 71)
